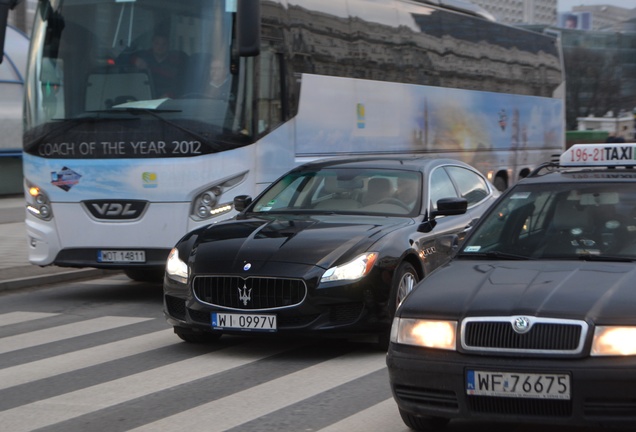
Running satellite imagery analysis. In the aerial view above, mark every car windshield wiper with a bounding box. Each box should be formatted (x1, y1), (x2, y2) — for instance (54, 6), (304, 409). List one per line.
(576, 254), (635, 263)
(251, 209), (330, 215)
(91, 106), (229, 153)
(460, 251), (534, 260)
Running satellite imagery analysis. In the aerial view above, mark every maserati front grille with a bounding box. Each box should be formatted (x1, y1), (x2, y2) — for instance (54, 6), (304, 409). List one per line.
(192, 275), (307, 310)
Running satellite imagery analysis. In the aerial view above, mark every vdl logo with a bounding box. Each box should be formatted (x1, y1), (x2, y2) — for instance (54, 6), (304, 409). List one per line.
(142, 172), (158, 188)
(83, 200), (148, 220)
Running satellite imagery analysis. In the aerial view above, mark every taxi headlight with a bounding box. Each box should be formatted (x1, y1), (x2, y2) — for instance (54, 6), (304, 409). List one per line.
(320, 252), (378, 283)
(166, 248), (188, 284)
(390, 317), (457, 350)
(591, 326), (636, 356)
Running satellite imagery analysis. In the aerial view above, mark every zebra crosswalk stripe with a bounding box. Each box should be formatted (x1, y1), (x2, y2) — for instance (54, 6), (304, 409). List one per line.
(0, 329), (174, 390)
(0, 316), (153, 355)
(0, 340), (298, 432)
(316, 398), (404, 432)
(129, 351), (387, 431)
(0, 311), (59, 327)
(0, 311), (403, 431)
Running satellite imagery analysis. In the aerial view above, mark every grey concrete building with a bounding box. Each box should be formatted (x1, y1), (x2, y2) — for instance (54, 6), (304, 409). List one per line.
(470, 0), (557, 25)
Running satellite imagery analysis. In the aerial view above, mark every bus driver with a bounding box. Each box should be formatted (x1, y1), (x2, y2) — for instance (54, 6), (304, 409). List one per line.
(131, 32), (188, 98)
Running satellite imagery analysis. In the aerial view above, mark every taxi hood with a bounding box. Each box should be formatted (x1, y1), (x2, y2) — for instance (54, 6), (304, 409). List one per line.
(400, 260), (636, 324)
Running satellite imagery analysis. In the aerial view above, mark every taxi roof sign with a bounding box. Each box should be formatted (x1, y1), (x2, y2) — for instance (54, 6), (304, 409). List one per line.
(560, 143), (636, 167)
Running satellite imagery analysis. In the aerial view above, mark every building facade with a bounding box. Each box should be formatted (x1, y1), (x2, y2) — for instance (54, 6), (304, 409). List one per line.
(7, 0), (34, 34)
(577, 112), (634, 141)
(8, 1), (636, 32)
(571, 5), (636, 31)
(470, 0), (557, 25)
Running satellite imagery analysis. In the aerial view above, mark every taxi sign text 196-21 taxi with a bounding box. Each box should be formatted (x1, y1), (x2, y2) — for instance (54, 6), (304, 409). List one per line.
(561, 143), (636, 166)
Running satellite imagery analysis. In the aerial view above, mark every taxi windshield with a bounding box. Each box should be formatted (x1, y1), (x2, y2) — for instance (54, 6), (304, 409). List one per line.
(460, 182), (636, 261)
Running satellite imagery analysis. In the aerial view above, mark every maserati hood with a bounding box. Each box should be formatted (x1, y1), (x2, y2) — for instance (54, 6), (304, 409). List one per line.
(188, 215), (409, 273)
(400, 260), (636, 324)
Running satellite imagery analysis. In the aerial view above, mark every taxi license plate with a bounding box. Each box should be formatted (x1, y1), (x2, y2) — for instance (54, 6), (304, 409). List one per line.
(212, 312), (277, 332)
(466, 370), (570, 400)
(97, 250), (146, 263)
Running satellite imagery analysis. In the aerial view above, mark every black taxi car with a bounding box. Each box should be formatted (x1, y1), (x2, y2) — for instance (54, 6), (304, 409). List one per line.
(163, 156), (499, 347)
(387, 143), (636, 430)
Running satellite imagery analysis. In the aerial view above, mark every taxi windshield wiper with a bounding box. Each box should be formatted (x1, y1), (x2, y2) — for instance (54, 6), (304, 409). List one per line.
(577, 254), (635, 263)
(460, 251), (534, 260)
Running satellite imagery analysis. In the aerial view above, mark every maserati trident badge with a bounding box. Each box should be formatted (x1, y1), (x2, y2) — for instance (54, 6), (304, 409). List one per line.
(238, 284), (252, 306)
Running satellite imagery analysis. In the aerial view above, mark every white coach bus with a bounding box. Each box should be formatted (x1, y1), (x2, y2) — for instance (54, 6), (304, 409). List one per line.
(0, 0), (564, 281)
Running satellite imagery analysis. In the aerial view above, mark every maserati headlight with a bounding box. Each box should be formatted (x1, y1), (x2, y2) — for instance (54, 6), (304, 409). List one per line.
(591, 326), (636, 356)
(320, 252), (378, 283)
(390, 317), (457, 350)
(166, 248), (188, 284)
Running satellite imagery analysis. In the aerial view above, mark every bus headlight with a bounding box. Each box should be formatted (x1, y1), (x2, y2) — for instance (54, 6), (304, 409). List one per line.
(25, 180), (53, 221)
(390, 317), (457, 350)
(166, 248), (188, 284)
(190, 172), (248, 221)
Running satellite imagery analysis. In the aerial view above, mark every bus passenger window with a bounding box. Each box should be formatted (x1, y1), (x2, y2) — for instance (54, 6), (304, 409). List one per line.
(257, 49), (283, 134)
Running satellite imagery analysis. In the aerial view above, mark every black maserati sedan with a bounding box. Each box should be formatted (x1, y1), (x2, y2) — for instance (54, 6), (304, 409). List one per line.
(163, 156), (499, 347)
(387, 143), (636, 429)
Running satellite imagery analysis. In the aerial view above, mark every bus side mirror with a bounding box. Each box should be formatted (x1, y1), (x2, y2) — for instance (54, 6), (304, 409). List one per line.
(234, 195), (253, 213)
(237, 0), (260, 57)
(417, 197), (468, 233)
(0, 0), (21, 64)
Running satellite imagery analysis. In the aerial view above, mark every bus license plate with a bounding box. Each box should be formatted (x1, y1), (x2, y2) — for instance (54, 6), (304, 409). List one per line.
(212, 312), (277, 332)
(466, 370), (570, 400)
(97, 250), (146, 263)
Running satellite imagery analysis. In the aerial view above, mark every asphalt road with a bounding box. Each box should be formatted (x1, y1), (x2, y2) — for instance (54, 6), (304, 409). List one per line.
(0, 274), (624, 432)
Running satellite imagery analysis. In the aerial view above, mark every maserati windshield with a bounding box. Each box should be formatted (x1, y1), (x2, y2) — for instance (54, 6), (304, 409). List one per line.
(251, 168), (422, 217)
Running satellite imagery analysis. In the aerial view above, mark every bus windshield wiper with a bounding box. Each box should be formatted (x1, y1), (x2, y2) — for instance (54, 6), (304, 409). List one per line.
(98, 107), (182, 114)
(93, 105), (229, 153)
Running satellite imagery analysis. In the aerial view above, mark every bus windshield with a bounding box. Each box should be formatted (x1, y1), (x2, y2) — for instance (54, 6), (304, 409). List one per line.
(24, 0), (254, 158)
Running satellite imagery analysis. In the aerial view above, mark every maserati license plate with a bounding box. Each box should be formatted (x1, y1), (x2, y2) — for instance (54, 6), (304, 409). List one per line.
(212, 312), (277, 332)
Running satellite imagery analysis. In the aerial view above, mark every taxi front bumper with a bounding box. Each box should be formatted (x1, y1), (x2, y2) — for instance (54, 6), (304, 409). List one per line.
(386, 344), (636, 428)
